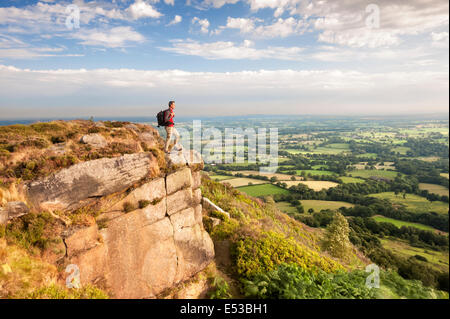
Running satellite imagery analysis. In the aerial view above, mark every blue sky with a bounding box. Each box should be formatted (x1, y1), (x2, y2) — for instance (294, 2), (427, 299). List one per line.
(0, 0), (448, 118)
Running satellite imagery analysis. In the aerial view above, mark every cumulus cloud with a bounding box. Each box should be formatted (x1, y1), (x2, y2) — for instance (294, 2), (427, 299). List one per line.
(159, 39), (304, 60)
(126, 0), (163, 20)
(192, 17), (210, 34)
(245, 0), (449, 47)
(168, 15), (182, 26)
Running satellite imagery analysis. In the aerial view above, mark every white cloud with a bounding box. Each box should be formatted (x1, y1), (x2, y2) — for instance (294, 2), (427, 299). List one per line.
(71, 26), (145, 48)
(159, 39), (304, 60)
(164, 0), (175, 5)
(0, 34), (82, 59)
(245, 0), (449, 47)
(190, 0), (240, 9)
(254, 17), (306, 37)
(192, 17), (210, 34)
(213, 16), (306, 38)
(1, 64), (447, 116)
(431, 32), (449, 48)
(126, 0), (163, 20)
(168, 15), (182, 26)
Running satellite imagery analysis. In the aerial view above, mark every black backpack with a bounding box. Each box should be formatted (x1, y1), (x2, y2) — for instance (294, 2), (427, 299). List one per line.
(156, 109), (168, 127)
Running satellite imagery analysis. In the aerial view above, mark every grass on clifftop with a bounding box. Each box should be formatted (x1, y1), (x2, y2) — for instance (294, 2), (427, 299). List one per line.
(0, 238), (108, 299)
(0, 120), (163, 187)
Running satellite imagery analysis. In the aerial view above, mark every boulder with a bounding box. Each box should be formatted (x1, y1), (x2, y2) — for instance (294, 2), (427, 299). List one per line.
(139, 132), (159, 149)
(166, 188), (193, 216)
(0, 208), (7, 225)
(102, 216), (178, 298)
(80, 133), (107, 148)
(26, 153), (158, 212)
(192, 188), (202, 205)
(64, 225), (100, 257)
(106, 177), (166, 213)
(166, 167), (192, 195)
(191, 170), (202, 189)
(0, 201), (29, 224)
(170, 209), (214, 283)
(185, 150), (204, 171)
(165, 149), (187, 168)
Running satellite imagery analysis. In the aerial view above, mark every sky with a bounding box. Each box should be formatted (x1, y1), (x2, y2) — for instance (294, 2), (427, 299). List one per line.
(0, 0), (449, 119)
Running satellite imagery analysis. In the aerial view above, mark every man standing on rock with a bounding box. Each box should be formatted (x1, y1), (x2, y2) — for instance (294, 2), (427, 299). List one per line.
(164, 100), (181, 153)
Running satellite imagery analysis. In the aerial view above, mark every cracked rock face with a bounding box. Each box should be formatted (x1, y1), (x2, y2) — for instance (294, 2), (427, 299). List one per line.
(25, 153), (159, 212)
(63, 166), (214, 298)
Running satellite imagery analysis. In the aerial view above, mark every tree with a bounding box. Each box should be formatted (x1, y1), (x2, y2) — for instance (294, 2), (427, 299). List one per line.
(296, 205), (304, 213)
(291, 176), (296, 181)
(322, 212), (352, 260)
(308, 208), (314, 214)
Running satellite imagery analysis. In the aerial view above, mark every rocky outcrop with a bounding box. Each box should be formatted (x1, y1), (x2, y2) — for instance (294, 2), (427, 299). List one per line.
(80, 133), (107, 148)
(25, 153), (160, 212)
(0, 201), (29, 225)
(63, 166), (213, 298)
(1, 121), (213, 299)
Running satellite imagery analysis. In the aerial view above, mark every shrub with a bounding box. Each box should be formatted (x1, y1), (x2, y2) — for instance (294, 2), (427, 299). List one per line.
(51, 136), (66, 144)
(203, 216), (214, 234)
(233, 231), (342, 278)
(6, 212), (58, 251)
(210, 210), (229, 221)
(123, 202), (135, 213)
(22, 284), (109, 299)
(242, 263), (374, 299)
(322, 212), (352, 260)
(207, 276), (232, 299)
(138, 200), (151, 209)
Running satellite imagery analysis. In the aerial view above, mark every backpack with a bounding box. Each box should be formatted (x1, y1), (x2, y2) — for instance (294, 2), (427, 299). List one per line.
(156, 109), (168, 127)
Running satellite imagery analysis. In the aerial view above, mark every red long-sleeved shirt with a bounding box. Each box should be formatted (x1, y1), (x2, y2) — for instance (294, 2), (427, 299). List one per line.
(164, 108), (174, 127)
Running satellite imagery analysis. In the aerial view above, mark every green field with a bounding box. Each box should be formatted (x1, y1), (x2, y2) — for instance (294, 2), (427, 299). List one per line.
(220, 177), (268, 187)
(295, 170), (336, 176)
(300, 200), (354, 212)
(381, 238), (449, 272)
(418, 183), (449, 196)
(311, 164), (329, 169)
(209, 174), (233, 181)
(340, 176), (365, 184)
(391, 146), (411, 155)
(325, 143), (350, 149)
(355, 153), (378, 159)
(284, 146), (350, 155)
(372, 215), (437, 232)
(237, 184), (290, 197)
(369, 192), (449, 215)
(348, 169), (400, 180)
(275, 201), (298, 214)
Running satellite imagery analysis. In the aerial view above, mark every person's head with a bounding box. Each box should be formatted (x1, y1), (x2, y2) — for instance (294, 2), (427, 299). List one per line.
(169, 101), (175, 109)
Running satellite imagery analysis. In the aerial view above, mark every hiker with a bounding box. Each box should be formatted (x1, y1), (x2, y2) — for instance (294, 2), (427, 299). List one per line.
(164, 100), (180, 153)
